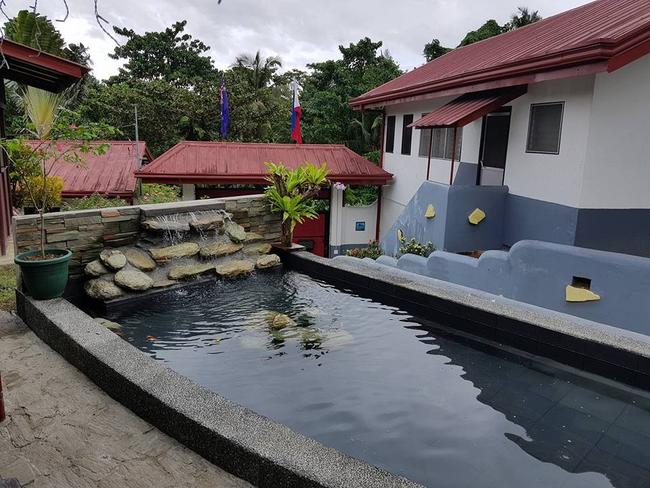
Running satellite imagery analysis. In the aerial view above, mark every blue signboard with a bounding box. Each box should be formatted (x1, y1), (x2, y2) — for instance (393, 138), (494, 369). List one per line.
(355, 221), (366, 231)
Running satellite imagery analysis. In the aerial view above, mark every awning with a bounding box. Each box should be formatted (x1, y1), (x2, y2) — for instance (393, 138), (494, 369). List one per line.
(410, 86), (527, 129)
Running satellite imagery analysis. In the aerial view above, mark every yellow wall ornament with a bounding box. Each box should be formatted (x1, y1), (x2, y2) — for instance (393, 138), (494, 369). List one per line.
(468, 208), (486, 225)
(425, 204), (436, 219)
(565, 285), (601, 303)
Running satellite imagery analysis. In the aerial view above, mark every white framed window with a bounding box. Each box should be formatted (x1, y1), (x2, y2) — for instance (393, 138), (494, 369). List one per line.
(418, 126), (462, 160)
(526, 102), (564, 154)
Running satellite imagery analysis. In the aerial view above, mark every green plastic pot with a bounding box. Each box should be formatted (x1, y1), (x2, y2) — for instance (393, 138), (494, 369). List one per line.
(15, 249), (72, 300)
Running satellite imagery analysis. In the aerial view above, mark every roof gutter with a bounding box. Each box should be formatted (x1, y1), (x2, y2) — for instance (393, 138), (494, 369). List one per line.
(136, 173), (393, 186)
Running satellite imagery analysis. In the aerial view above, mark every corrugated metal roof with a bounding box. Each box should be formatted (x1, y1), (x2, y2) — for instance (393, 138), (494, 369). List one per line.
(351, 0), (650, 108)
(26, 141), (150, 198)
(411, 87), (527, 128)
(0, 39), (90, 92)
(136, 142), (393, 185)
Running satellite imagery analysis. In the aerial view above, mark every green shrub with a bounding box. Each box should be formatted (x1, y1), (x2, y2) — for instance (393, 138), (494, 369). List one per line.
(363, 150), (381, 164)
(346, 240), (383, 259)
(398, 236), (435, 257)
(136, 183), (181, 204)
(63, 193), (128, 210)
(344, 185), (378, 206)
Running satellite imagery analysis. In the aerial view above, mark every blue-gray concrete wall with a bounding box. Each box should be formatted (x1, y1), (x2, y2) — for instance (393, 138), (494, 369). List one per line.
(380, 181), (508, 256)
(503, 194), (578, 246)
(445, 185), (508, 252)
(373, 240), (650, 335)
(575, 209), (650, 258)
(381, 182), (450, 256)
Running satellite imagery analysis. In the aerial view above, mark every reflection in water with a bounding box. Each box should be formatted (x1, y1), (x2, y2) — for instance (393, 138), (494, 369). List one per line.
(107, 270), (650, 488)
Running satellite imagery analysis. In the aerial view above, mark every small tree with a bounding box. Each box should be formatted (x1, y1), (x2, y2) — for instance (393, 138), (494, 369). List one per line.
(3, 87), (116, 258)
(264, 162), (329, 247)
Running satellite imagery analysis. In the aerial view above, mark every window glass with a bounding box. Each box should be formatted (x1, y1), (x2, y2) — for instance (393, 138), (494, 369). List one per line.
(429, 127), (463, 160)
(418, 114), (431, 157)
(401, 114), (414, 155)
(526, 103), (564, 154)
(385, 116), (396, 153)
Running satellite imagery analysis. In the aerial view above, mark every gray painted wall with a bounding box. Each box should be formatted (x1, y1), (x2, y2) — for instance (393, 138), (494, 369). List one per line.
(380, 181), (508, 256)
(575, 209), (650, 257)
(373, 240), (650, 335)
(503, 194), (578, 246)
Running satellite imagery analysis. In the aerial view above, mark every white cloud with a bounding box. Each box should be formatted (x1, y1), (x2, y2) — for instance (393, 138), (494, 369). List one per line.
(18, 0), (591, 79)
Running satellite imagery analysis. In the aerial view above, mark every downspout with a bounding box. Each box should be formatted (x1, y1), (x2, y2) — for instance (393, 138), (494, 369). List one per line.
(426, 128), (433, 181)
(375, 112), (386, 243)
(375, 186), (382, 242)
(449, 126), (458, 185)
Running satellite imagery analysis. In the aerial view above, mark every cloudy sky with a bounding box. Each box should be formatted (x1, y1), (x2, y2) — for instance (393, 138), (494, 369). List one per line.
(27, 0), (592, 80)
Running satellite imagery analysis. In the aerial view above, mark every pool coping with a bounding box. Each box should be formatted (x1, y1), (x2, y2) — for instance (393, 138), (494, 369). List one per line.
(16, 290), (423, 488)
(283, 252), (650, 390)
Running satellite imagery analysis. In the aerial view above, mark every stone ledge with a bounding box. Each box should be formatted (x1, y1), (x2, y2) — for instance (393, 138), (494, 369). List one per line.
(16, 290), (421, 488)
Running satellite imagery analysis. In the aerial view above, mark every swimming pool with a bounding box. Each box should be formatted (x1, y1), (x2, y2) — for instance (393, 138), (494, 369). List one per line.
(107, 270), (650, 488)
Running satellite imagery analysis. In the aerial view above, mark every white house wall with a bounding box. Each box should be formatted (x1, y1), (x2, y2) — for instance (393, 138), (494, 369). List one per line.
(503, 76), (595, 208)
(580, 55), (650, 209)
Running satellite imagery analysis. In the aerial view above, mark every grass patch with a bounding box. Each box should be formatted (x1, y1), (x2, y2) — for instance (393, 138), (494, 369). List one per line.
(0, 264), (16, 311)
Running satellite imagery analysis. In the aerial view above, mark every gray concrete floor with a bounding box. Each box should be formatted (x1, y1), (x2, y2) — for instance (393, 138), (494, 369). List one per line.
(0, 311), (253, 488)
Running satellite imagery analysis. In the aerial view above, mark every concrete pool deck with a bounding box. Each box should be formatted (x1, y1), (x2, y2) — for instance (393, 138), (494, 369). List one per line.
(0, 311), (252, 488)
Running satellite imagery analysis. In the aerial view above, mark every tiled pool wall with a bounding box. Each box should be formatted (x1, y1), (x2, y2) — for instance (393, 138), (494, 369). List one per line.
(365, 240), (650, 335)
(13, 195), (282, 279)
(284, 251), (650, 391)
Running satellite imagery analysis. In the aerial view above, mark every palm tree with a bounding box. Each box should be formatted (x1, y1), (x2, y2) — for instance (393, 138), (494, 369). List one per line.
(507, 7), (542, 31)
(233, 51), (282, 90)
(4, 10), (66, 56)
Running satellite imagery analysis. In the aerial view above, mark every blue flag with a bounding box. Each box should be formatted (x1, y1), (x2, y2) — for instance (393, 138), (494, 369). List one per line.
(220, 79), (229, 138)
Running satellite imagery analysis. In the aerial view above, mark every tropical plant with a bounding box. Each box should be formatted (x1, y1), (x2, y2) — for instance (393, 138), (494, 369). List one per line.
(344, 185), (378, 207)
(506, 7), (542, 30)
(2, 88), (115, 258)
(135, 183), (181, 204)
(63, 193), (129, 211)
(233, 51), (282, 90)
(4, 10), (66, 56)
(346, 241), (383, 260)
(264, 162), (330, 247)
(398, 234), (435, 257)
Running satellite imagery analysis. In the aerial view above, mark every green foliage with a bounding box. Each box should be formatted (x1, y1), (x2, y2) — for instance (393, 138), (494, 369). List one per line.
(136, 184), (181, 204)
(458, 19), (505, 47)
(63, 194), (129, 211)
(423, 39), (451, 61)
(346, 241), (383, 260)
(19, 175), (63, 210)
(265, 163), (330, 246)
(302, 38), (401, 152)
(4, 10), (66, 56)
(506, 7), (542, 31)
(344, 186), (378, 207)
(109, 20), (218, 88)
(398, 234), (435, 257)
(363, 150), (381, 164)
(234, 51), (282, 90)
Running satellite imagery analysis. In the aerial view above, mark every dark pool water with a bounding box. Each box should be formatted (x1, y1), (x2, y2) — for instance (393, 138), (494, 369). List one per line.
(107, 270), (650, 488)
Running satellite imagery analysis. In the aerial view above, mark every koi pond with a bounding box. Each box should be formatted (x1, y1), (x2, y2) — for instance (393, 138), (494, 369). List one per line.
(106, 269), (650, 488)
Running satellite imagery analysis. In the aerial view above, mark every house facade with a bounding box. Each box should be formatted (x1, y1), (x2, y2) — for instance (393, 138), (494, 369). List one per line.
(352, 0), (650, 257)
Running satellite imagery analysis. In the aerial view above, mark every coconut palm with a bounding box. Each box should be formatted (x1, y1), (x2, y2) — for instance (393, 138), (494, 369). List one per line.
(507, 7), (542, 30)
(234, 51), (283, 90)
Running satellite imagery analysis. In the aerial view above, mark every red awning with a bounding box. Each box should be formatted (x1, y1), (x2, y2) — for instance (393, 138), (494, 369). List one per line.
(410, 87), (527, 129)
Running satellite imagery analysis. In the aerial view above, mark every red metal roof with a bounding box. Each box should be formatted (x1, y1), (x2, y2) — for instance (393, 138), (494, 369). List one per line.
(0, 39), (90, 92)
(411, 87), (527, 128)
(136, 142), (393, 185)
(27, 141), (150, 198)
(351, 0), (650, 109)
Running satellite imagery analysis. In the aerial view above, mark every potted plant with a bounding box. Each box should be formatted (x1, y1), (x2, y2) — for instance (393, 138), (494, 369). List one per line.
(264, 162), (329, 250)
(5, 87), (112, 300)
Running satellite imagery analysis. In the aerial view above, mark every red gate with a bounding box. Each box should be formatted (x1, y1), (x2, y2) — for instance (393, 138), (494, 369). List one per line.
(293, 212), (328, 257)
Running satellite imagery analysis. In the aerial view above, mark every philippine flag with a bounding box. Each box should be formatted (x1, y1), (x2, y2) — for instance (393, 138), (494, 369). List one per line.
(290, 79), (302, 144)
